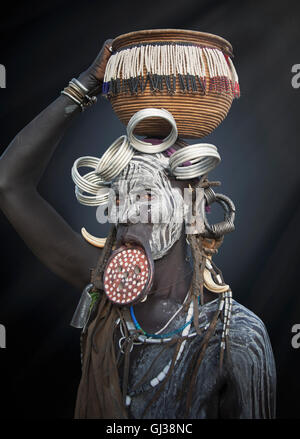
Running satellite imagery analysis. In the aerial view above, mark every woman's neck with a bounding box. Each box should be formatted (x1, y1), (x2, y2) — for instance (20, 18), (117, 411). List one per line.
(132, 232), (193, 333)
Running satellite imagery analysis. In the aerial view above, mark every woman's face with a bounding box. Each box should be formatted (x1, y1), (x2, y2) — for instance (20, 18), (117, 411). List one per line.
(107, 153), (185, 260)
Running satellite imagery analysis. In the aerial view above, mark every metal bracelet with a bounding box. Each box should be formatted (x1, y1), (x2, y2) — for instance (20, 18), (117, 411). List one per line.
(68, 82), (85, 98)
(169, 143), (221, 179)
(61, 90), (83, 107)
(70, 78), (98, 110)
(127, 108), (178, 153)
(96, 135), (134, 181)
(71, 77), (89, 94)
(61, 78), (97, 111)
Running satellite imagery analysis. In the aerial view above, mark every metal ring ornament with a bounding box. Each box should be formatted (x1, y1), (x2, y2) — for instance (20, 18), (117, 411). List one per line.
(75, 186), (109, 206)
(71, 156), (109, 206)
(95, 135), (134, 182)
(126, 108), (178, 153)
(169, 144), (221, 179)
(118, 336), (134, 354)
(201, 188), (236, 238)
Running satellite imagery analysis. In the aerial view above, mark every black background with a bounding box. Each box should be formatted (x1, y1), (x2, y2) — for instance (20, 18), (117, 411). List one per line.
(0, 0), (300, 419)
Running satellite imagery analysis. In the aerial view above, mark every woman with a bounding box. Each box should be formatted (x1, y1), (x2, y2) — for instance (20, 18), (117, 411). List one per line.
(0, 39), (276, 419)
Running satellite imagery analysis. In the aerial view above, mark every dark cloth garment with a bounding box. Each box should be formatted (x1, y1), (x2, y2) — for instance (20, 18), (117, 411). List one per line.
(75, 298), (276, 419)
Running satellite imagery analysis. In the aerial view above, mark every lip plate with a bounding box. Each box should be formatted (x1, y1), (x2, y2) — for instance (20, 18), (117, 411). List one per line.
(103, 244), (154, 306)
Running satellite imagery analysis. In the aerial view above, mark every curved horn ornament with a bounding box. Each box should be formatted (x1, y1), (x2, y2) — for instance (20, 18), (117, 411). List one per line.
(203, 268), (229, 293)
(81, 227), (107, 248)
(203, 257), (229, 293)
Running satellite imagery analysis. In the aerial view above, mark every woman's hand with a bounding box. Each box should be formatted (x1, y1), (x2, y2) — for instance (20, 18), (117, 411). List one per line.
(78, 38), (114, 95)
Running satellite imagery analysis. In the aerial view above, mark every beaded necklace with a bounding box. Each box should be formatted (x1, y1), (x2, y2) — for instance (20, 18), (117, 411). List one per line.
(120, 286), (231, 407)
(129, 296), (199, 339)
(124, 296), (196, 406)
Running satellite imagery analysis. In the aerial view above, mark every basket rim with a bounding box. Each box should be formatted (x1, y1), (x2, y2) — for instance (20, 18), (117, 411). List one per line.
(112, 28), (233, 56)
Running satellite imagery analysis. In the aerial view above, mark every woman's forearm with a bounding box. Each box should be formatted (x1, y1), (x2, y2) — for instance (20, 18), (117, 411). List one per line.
(0, 93), (81, 191)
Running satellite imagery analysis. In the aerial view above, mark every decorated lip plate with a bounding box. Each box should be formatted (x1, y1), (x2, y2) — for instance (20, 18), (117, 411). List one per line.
(103, 245), (153, 305)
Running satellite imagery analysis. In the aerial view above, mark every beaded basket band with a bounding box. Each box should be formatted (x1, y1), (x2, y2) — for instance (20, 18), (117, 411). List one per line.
(103, 42), (239, 98)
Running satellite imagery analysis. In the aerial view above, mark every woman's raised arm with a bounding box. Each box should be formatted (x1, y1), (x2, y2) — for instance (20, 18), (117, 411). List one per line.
(0, 39), (113, 290)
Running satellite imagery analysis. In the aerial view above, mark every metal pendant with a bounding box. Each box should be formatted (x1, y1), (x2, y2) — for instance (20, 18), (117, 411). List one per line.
(70, 283), (94, 329)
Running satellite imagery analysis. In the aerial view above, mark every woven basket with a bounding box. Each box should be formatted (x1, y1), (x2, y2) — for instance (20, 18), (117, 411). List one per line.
(104, 29), (239, 139)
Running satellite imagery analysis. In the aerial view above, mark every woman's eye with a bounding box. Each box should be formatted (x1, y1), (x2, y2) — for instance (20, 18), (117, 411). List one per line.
(144, 190), (153, 200)
(135, 192), (152, 201)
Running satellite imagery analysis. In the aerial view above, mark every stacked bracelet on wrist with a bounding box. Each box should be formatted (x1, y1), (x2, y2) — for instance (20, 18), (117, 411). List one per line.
(61, 78), (97, 111)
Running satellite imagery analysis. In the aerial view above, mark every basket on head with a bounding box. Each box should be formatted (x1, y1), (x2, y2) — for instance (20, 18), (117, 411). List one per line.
(103, 29), (239, 139)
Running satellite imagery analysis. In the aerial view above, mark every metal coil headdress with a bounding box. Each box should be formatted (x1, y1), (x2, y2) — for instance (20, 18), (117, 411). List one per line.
(71, 108), (221, 206)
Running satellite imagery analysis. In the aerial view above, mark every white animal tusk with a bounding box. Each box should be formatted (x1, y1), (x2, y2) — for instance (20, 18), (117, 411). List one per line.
(203, 268), (230, 293)
(81, 227), (107, 248)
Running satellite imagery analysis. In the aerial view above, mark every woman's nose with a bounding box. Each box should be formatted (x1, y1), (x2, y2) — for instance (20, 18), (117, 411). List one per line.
(116, 222), (153, 248)
(115, 223), (154, 283)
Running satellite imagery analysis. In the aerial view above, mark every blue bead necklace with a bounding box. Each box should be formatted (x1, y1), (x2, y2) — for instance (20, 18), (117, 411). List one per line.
(129, 297), (199, 339)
